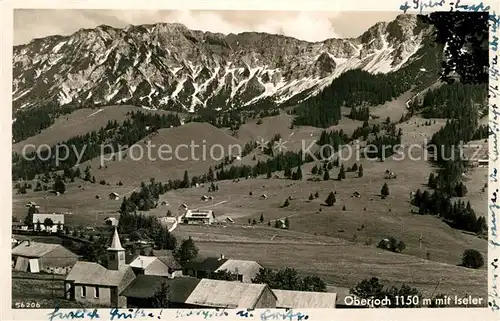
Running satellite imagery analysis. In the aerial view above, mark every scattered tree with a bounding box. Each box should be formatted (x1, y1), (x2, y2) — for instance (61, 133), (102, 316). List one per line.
(174, 237), (199, 263)
(325, 192), (336, 206)
(381, 183), (390, 198)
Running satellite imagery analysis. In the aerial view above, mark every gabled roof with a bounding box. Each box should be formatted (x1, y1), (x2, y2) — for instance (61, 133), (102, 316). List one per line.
(157, 255), (182, 270)
(273, 289), (337, 308)
(12, 241), (71, 258)
(185, 279), (273, 308)
(108, 227), (124, 251)
(33, 213), (64, 224)
(129, 256), (158, 269)
(215, 259), (262, 275)
(66, 261), (132, 286)
(183, 257), (227, 271)
(121, 275), (200, 302)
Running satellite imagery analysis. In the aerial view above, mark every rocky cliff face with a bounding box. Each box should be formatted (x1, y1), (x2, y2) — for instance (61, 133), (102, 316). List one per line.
(12, 14), (432, 112)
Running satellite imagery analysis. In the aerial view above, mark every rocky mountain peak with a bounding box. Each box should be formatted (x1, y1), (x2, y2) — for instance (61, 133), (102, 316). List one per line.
(12, 14), (433, 112)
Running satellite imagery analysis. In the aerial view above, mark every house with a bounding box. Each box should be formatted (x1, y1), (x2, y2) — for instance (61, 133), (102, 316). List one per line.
(161, 201), (169, 206)
(478, 159), (488, 166)
(215, 259), (263, 283)
(12, 220), (25, 231)
(352, 191), (361, 198)
(260, 194), (268, 200)
(183, 256), (262, 283)
(384, 170), (397, 179)
(129, 254), (182, 278)
(121, 275), (201, 308)
(105, 217), (119, 227)
(273, 289), (337, 308)
(25, 202), (40, 209)
(12, 241), (78, 274)
(32, 213), (64, 233)
(276, 219), (286, 229)
(183, 209), (215, 225)
(158, 216), (177, 229)
(109, 192), (120, 200)
(122, 276), (276, 309)
(201, 195), (208, 201)
(184, 279), (277, 308)
(11, 237), (20, 248)
(64, 228), (136, 307)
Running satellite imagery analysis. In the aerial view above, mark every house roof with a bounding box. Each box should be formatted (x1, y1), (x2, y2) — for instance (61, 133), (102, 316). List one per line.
(108, 228), (124, 251)
(185, 209), (215, 219)
(33, 213), (64, 224)
(273, 289), (337, 308)
(185, 279), (271, 308)
(215, 259), (262, 275)
(12, 241), (67, 258)
(121, 275), (200, 302)
(326, 286), (358, 306)
(66, 261), (132, 286)
(157, 254), (182, 270)
(183, 257), (228, 271)
(129, 256), (158, 269)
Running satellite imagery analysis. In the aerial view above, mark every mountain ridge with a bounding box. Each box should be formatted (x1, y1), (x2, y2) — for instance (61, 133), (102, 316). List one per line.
(13, 14), (433, 113)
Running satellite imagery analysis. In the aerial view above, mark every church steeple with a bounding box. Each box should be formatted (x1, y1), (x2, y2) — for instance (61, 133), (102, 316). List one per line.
(107, 227), (125, 270)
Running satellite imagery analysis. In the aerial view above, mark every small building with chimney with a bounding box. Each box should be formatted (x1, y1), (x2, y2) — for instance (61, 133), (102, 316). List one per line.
(183, 255), (263, 283)
(64, 228), (136, 307)
(128, 253), (183, 278)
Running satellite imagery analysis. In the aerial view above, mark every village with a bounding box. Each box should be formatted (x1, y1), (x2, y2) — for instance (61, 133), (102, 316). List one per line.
(11, 202), (358, 309)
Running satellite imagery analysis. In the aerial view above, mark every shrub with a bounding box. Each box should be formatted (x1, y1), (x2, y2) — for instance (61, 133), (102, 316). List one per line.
(461, 249), (484, 269)
(381, 183), (389, 198)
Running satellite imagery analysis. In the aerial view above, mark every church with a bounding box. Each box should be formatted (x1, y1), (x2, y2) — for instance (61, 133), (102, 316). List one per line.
(64, 228), (136, 307)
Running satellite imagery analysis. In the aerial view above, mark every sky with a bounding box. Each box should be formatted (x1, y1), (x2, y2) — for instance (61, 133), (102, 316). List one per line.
(13, 10), (401, 45)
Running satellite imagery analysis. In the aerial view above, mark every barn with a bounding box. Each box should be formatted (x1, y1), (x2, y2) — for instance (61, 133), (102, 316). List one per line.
(12, 241), (78, 274)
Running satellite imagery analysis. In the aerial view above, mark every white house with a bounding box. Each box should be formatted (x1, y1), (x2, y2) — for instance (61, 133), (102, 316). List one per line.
(183, 209), (215, 225)
(109, 192), (120, 200)
(33, 213), (64, 233)
(105, 217), (119, 227)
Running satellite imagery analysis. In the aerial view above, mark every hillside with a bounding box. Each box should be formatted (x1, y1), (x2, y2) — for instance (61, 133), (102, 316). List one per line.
(75, 122), (243, 185)
(12, 105), (182, 153)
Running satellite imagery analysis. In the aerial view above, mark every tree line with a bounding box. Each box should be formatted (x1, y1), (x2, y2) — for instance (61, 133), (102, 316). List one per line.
(412, 188), (486, 234)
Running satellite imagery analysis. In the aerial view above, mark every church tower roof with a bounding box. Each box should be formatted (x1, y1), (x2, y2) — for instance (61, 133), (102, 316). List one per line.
(107, 227), (124, 251)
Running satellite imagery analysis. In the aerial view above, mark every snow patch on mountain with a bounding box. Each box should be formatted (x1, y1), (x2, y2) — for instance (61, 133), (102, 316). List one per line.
(12, 14), (433, 112)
